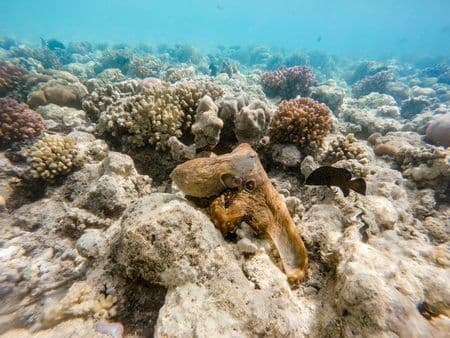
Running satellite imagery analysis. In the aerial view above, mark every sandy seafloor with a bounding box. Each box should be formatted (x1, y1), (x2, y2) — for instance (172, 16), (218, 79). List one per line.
(0, 41), (449, 337)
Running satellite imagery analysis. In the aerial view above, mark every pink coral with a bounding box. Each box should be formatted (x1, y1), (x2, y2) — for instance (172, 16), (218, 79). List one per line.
(0, 98), (46, 145)
(261, 66), (314, 99)
(0, 62), (28, 97)
(269, 98), (332, 148)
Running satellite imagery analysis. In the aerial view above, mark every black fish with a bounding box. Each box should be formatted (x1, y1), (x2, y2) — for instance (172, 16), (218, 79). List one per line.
(305, 166), (366, 197)
(41, 38), (65, 50)
(209, 63), (218, 76)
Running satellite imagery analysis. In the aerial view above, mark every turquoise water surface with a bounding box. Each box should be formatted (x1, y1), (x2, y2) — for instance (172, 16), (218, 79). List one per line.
(1, 0), (449, 58)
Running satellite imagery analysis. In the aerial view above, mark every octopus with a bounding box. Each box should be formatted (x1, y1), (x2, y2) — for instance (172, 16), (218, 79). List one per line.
(170, 143), (308, 286)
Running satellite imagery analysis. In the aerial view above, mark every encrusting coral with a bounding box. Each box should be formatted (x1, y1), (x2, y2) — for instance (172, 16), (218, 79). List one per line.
(268, 97), (333, 150)
(0, 98), (47, 145)
(27, 135), (79, 180)
(171, 143), (308, 286)
(261, 66), (314, 99)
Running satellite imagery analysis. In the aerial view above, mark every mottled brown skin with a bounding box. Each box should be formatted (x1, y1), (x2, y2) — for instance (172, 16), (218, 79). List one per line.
(171, 143), (308, 286)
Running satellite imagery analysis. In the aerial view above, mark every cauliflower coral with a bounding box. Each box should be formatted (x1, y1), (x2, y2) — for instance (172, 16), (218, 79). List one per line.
(268, 98), (333, 149)
(0, 98), (46, 145)
(28, 135), (78, 180)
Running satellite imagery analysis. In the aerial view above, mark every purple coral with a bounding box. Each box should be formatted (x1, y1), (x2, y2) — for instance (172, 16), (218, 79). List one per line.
(261, 66), (315, 99)
(351, 70), (393, 98)
(0, 62), (28, 97)
(0, 98), (46, 145)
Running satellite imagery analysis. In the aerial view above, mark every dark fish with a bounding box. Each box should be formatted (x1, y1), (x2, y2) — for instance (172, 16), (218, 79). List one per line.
(317, 35), (322, 42)
(41, 38), (65, 50)
(209, 62), (218, 76)
(305, 166), (366, 197)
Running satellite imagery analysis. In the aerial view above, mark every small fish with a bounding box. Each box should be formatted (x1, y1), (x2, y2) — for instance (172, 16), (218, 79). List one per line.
(209, 63), (218, 76)
(305, 166), (366, 197)
(316, 35), (322, 43)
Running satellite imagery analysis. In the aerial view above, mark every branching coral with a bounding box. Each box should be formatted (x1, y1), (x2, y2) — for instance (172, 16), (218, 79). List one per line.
(352, 71), (393, 98)
(261, 66), (314, 99)
(321, 134), (369, 165)
(268, 98), (332, 149)
(27, 135), (78, 180)
(0, 98), (46, 145)
(97, 79), (223, 150)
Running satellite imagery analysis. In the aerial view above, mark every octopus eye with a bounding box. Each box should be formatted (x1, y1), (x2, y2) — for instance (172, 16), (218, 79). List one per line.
(245, 180), (255, 191)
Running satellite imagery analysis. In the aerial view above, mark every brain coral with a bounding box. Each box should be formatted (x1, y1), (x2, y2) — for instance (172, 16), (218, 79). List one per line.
(97, 80), (223, 151)
(28, 135), (78, 180)
(261, 66), (314, 99)
(268, 98), (333, 149)
(0, 98), (46, 145)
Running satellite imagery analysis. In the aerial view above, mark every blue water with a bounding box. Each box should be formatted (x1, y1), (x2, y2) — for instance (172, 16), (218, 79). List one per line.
(1, 0), (449, 58)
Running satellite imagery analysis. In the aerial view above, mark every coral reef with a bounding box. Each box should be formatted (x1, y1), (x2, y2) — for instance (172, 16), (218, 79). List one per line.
(400, 96), (431, 119)
(82, 80), (139, 121)
(27, 135), (79, 180)
(310, 81), (345, 113)
(268, 97), (333, 150)
(320, 133), (369, 165)
(261, 66), (315, 98)
(426, 112), (450, 147)
(352, 70), (394, 98)
(1, 39), (449, 338)
(0, 61), (28, 99)
(0, 98), (46, 145)
(340, 93), (402, 137)
(27, 70), (88, 109)
(190, 95), (223, 149)
(97, 79), (223, 150)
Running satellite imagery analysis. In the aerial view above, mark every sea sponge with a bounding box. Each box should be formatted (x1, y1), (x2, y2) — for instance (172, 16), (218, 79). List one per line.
(321, 134), (369, 165)
(268, 98), (332, 149)
(0, 98), (46, 145)
(261, 66), (314, 99)
(352, 71), (394, 98)
(28, 135), (78, 180)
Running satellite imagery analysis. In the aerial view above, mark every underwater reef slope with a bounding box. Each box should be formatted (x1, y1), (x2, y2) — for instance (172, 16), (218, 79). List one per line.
(0, 40), (449, 337)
